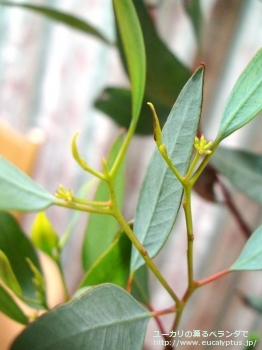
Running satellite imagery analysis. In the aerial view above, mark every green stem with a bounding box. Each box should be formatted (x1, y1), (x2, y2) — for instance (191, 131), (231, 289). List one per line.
(183, 185), (194, 289)
(114, 208), (180, 304)
(110, 119), (136, 178)
(71, 197), (110, 207)
(184, 152), (200, 182)
(106, 165), (180, 304)
(171, 306), (184, 334)
(80, 165), (106, 181)
(170, 285), (197, 338)
(190, 143), (219, 186)
(170, 183), (196, 337)
(159, 148), (184, 184)
(71, 131), (106, 181)
(55, 200), (112, 215)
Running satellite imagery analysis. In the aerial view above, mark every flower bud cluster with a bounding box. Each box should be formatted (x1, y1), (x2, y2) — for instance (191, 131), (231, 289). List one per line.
(194, 135), (213, 155)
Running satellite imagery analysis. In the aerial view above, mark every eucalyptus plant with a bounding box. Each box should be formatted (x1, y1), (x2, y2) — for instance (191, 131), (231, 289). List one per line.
(0, 1), (262, 349)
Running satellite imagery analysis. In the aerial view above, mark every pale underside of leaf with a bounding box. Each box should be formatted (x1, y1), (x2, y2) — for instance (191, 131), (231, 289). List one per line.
(131, 66), (204, 271)
(217, 48), (262, 142)
(231, 225), (262, 271)
(211, 146), (262, 204)
(11, 284), (151, 350)
(0, 157), (56, 211)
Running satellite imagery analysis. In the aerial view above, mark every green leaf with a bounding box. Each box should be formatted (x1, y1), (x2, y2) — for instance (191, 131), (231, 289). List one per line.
(133, 0), (190, 108)
(0, 2), (110, 44)
(0, 157), (56, 212)
(0, 250), (22, 296)
(0, 212), (43, 303)
(131, 265), (150, 305)
(97, 1), (190, 134)
(31, 212), (59, 260)
(211, 147), (262, 205)
(79, 230), (131, 289)
(231, 225), (262, 271)
(11, 284), (152, 350)
(115, 0), (190, 109)
(113, 0), (146, 123)
(216, 49), (262, 143)
(95, 87), (170, 135)
(82, 135), (125, 271)
(183, 0), (202, 43)
(0, 284), (28, 325)
(131, 65), (205, 271)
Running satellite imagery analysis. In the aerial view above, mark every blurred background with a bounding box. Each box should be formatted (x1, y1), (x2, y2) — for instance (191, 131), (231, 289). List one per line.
(0, 0), (262, 349)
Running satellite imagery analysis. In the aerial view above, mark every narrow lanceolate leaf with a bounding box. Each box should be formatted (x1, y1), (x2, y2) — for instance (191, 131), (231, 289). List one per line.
(98, 1), (190, 134)
(231, 225), (262, 271)
(131, 0), (191, 109)
(0, 212), (43, 303)
(79, 230), (131, 289)
(11, 284), (152, 350)
(113, 0), (146, 123)
(0, 2), (110, 44)
(0, 250), (22, 296)
(211, 147), (262, 205)
(0, 157), (56, 212)
(216, 49), (262, 143)
(131, 66), (205, 271)
(0, 284), (28, 325)
(31, 212), (59, 260)
(82, 135), (125, 271)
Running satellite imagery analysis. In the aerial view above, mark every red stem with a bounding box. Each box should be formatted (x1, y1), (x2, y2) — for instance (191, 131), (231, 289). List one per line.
(196, 269), (230, 287)
(147, 304), (173, 345)
(125, 274), (133, 293)
(216, 176), (252, 238)
(153, 306), (176, 317)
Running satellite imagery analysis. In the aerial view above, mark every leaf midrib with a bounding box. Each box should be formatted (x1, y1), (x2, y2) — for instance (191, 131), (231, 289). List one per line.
(26, 308), (151, 349)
